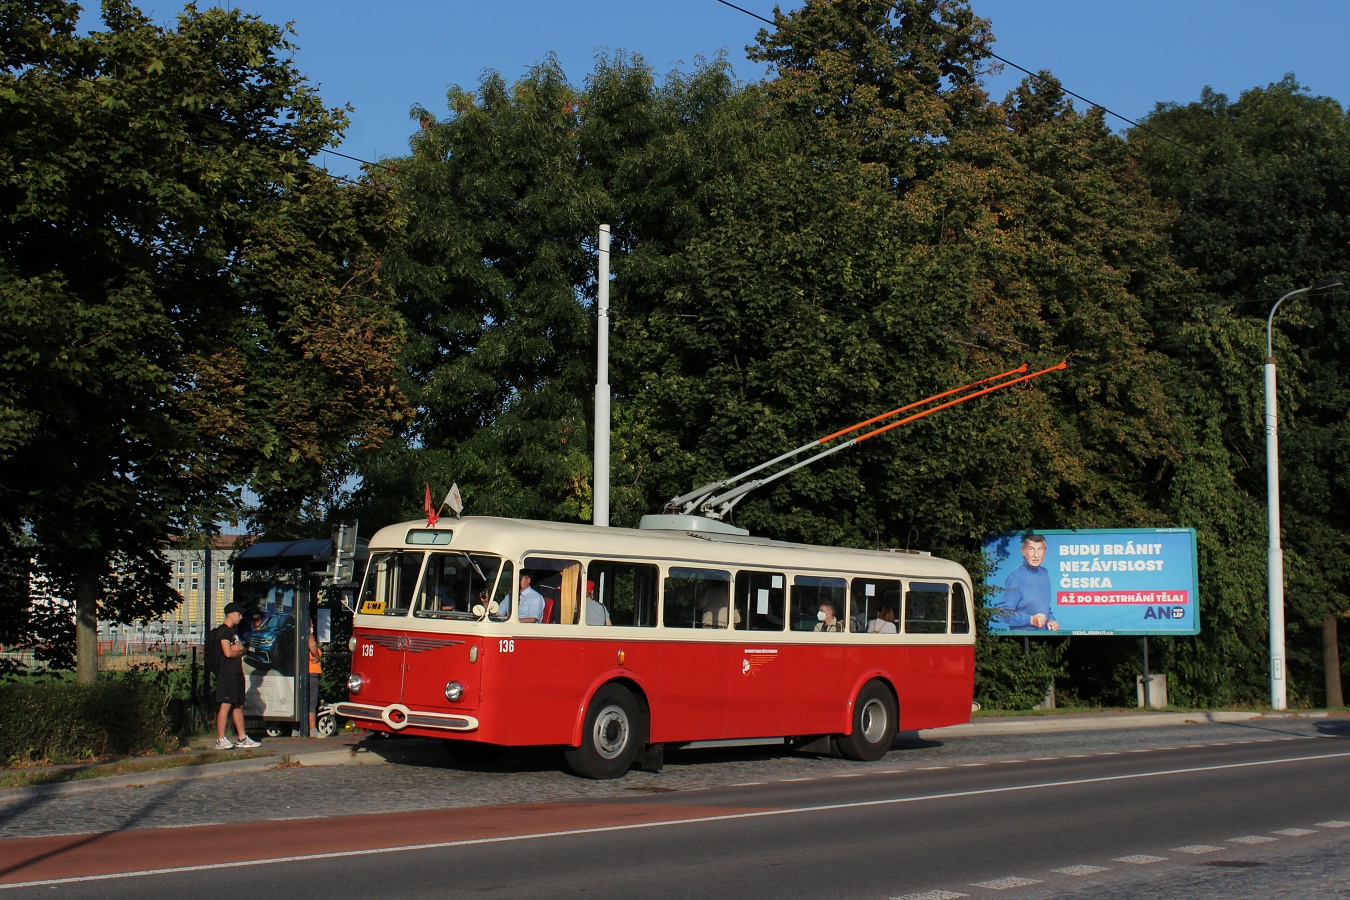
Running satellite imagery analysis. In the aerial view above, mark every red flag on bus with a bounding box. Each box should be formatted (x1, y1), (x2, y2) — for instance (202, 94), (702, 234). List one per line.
(424, 483), (439, 526)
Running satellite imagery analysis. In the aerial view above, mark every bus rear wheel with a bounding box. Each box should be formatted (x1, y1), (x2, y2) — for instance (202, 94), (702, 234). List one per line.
(835, 681), (897, 762)
(565, 684), (643, 779)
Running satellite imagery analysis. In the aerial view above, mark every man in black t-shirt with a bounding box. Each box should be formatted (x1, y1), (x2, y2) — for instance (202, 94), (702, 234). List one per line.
(214, 602), (260, 750)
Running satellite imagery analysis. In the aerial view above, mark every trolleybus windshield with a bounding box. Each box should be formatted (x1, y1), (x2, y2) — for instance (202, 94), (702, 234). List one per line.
(358, 549), (509, 621)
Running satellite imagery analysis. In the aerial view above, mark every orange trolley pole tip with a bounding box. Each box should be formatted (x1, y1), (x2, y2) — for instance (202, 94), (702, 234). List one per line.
(816, 362), (1031, 445)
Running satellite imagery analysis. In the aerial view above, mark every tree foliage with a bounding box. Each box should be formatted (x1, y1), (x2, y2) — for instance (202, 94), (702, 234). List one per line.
(1134, 77), (1350, 704)
(0, 0), (409, 677)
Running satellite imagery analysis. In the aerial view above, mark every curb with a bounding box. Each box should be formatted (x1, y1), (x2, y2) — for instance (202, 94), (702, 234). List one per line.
(926, 709), (1327, 737)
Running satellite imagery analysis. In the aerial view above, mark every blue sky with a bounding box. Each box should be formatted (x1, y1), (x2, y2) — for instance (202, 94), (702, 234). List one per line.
(212, 1), (1349, 178)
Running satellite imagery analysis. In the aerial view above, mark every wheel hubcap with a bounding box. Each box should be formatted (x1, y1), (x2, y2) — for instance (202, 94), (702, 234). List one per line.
(860, 698), (887, 743)
(593, 704), (630, 759)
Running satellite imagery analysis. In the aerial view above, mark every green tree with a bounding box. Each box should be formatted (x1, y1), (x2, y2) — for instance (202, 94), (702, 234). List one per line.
(1133, 77), (1350, 705)
(0, 0), (409, 680)
(359, 51), (760, 528)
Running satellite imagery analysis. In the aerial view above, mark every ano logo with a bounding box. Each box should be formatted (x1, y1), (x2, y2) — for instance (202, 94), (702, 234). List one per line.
(1142, 606), (1186, 620)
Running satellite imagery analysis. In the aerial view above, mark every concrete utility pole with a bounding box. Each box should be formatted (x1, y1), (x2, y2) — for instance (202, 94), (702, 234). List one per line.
(593, 224), (611, 527)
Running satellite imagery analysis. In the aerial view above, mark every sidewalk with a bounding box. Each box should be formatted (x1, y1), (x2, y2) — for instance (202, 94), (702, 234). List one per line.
(1, 709), (1331, 799)
(0, 731), (445, 800)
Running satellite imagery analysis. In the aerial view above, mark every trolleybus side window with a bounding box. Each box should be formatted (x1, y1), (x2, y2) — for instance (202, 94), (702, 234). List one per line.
(850, 578), (902, 633)
(587, 561), (658, 627)
(904, 581), (950, 634)
(521, 556), (583, 624)
(663, 567), (732, 629)
(791, 575), (846, 632)
(736, 571), (785, 632)
(358, 551), (423, 616)
(950, 582), (971, 634)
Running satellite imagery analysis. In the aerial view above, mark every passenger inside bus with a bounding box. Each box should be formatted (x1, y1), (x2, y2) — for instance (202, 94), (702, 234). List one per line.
(814, 600), (845, 632)
(868, 604), (898, 633)
(700, 584), (738, 628)
(584, 580), (611, 626)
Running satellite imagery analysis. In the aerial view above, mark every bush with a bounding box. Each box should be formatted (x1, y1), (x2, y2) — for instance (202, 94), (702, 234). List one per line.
(0, 674), (176, 765)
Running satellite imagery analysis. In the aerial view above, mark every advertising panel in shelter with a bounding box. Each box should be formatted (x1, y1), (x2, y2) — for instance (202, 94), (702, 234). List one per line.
(983, 528), (1199, 636)
(232, 571), (301, 718)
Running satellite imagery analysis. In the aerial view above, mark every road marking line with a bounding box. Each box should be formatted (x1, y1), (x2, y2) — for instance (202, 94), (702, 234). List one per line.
(1052, 865), (1110, 875)
(8, 749), (1350, 891)
(1272, 828), (1316, 836)
(958, 763), (986, 767)
(1172, 845), (1224, 854)
(780, 778), (812, 782)
(1228, 835), (1276, 844)
(971, 876), (1042, 889)
(732, 782), (763, 786)
(1030, 757), (1059, 761)
(996, 760), (1025, 764)
(918, 766), (949, 770)
(1114, 855), (1167, 864)
(890, 891), (968, 900)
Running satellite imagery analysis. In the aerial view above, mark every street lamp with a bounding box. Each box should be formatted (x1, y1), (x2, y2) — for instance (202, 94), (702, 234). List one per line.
(1265, 277), (1343, 710)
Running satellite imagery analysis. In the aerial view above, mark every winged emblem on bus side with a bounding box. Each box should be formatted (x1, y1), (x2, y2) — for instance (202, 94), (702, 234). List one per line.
(741, 649), (778, 676)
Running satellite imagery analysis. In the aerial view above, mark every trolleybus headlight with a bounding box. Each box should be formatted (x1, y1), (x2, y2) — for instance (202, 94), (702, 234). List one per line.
(347, 673), (366, 694)
(348, 637), (357, 652)
(444, 681), (464, 702)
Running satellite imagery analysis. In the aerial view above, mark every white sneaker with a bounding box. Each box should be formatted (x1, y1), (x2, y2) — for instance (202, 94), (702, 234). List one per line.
(214, 737), (234, 750)
(234, 736), (260, 749)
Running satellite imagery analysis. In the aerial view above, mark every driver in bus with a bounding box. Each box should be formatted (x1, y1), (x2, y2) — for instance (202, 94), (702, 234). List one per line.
(517, 573), (545, 623)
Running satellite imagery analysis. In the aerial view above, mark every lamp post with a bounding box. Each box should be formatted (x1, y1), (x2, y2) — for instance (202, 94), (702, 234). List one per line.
(1265, 277), (1343, 710)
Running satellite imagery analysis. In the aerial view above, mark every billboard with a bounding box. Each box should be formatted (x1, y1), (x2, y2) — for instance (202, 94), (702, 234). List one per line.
(983, 528), (1199, 636)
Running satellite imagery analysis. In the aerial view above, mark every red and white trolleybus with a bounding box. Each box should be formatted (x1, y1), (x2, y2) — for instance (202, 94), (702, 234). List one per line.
(338, 513), (975, 778)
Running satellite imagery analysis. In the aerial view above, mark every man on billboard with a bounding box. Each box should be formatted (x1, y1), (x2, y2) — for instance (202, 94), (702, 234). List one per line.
(994, 533), (1058, 631)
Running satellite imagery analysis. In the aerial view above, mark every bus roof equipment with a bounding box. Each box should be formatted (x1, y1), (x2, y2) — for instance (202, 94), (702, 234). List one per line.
(648, 360), (1066, 526)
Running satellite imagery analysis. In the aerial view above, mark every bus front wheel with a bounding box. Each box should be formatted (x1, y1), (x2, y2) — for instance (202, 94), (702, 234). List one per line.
(835, 681), (897, 762)
(565, 684), (643, 779)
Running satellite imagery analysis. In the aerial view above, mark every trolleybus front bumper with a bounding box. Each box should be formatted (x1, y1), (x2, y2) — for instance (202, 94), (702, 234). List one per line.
(335, 701), (479, 733)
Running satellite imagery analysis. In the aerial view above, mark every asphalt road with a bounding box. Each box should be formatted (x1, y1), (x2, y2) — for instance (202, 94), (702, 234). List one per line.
(1, 717), (1347, 898)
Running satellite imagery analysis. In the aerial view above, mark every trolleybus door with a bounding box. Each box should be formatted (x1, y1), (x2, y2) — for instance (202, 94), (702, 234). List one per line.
(780, 575), (853, 735)
(507, 558), (583, 743)
(653, 567), (731, 741)
(724, 570), (788, 738)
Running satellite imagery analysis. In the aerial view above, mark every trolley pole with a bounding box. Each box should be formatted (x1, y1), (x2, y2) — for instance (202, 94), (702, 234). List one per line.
(593, 224), (611, 527)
